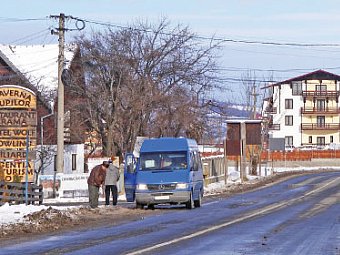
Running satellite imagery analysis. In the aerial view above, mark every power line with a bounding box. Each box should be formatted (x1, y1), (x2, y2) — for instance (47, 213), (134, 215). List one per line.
(219, 38), (340, 47)
(2, 15), (340, 89)
(80, 17), (340, 48)
(213, 66), (340, 73)
(9, 28), (51, 45)
(0, 17), (48, 22)
(219, 77), (276, 83)
(2, 15), (340, 49)
(224, 45), (340, 60)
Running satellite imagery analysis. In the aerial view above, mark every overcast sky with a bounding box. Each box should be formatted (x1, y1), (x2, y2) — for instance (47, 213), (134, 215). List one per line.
(1, 0), (340, 101)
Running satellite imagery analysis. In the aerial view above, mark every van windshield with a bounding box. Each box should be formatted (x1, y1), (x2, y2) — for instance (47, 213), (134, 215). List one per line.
(140, 152), (187, 171)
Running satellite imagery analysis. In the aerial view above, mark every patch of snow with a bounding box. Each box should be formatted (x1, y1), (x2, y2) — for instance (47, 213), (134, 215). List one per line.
(0, 203), (75, 225)
(228, 171), (240, 182)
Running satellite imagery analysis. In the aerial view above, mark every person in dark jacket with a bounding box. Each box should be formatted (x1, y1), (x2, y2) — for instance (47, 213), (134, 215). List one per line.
(87, 161), (109, 208)
(105, 156), (120, 206)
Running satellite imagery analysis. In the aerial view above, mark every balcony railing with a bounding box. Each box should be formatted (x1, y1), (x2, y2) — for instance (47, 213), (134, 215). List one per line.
(301, 123), (340, 130)
(302, 91), (339, 98)
(264, 107), (277, 114)
(300, 107), (340, 114)
(268, 124), (280, 130)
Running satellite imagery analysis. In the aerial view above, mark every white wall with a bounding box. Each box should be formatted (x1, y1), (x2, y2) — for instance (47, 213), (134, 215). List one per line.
(39, 173), (89, 198)
(35, 144), (85, 175)
(270, 84), (302, 147)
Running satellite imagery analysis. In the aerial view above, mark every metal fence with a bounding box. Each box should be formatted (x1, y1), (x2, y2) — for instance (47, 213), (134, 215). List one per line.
(201, 150), (340, 187)
(0, 181), (43, 206)
(261, 149), (340, 161)
(202, 157), (228, 186)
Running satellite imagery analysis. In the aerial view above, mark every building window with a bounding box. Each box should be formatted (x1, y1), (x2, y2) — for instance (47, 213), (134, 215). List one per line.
(72, 154), (77, 171)
(285, 99), (293, 109)
(317, 137), (325, 146)
(309, 136), (312, 143)
(316, 100), (325, 111)
(316, 84), (327, 92)
(292, 81), (302, 95)
(330, 136), (333, 143)
(317, 116), (325, 127)
(285, 115), (293, 126)
(285, 136), (293, 147)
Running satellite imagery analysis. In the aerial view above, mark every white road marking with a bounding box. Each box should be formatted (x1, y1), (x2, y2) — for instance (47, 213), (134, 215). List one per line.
(201, 201), (220, 206)
(126, 176), (340, 255)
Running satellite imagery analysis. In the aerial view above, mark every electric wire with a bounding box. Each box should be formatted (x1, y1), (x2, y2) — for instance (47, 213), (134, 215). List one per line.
(80, 18), (340, 48)
(1, 15), (340, 93)
(9, 28), (51, 45)
(0, 17), (48, 22)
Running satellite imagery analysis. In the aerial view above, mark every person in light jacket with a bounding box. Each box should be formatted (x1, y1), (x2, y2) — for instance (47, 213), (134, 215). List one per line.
(105, 156), (120, 206)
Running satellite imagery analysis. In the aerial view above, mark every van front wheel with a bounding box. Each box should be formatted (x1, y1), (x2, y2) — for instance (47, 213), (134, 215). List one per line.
(185, 191), (195, 209)
(194, 189), (202, 208)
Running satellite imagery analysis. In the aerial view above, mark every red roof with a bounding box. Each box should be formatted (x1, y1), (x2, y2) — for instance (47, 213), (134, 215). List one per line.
(262, 69), (340, 89)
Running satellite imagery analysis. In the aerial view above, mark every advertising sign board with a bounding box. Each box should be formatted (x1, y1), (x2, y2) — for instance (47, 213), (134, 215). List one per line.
(0, 85), (37, 182)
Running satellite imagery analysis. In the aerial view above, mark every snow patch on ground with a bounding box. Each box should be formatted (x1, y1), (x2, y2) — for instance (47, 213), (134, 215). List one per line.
(0, 203), (79, 225)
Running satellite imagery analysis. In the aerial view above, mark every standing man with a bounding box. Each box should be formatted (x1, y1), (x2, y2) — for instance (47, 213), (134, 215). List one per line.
(105, 156), (120, 206)
(87, 161), (109, 208)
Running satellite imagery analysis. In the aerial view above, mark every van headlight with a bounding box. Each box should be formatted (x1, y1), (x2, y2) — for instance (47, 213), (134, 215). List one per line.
(137, 184), (148, 190)
(176, 183), (188, 189)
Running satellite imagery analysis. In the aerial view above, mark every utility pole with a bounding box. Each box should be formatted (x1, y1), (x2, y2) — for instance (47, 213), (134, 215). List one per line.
(50, 13), (65, 197)
(251, 84), (259, 120)
(240, 122), (246, 182)
(49, 14), (85, 194)
(56, 13), (65, 175)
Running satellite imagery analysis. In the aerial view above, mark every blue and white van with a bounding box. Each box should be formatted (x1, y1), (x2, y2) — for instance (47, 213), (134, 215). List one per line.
(124, 137), (204, 209)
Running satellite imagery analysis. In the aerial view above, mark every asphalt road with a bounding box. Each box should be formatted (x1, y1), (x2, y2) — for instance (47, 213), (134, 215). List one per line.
(1, 171), (339, 255)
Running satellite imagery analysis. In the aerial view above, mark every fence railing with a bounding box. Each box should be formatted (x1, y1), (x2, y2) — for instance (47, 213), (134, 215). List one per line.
(260, 149), (340, 161)
(301, 107), (340, 114)
(0, 181), (43, 206)
(302, 90), (339, 98)
(301, 123), (340, 130)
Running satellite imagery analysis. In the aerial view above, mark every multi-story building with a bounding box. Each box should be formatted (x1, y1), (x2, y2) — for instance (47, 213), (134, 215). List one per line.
(262, 70), (340, 149)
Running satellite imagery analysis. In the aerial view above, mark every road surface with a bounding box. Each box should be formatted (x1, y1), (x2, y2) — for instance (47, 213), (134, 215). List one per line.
(1, 171), (339, 255)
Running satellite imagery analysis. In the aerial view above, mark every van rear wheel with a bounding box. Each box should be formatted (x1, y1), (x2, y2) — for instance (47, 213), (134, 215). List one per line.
(147, 204), (155, 210)
(185, 191), (195, 209)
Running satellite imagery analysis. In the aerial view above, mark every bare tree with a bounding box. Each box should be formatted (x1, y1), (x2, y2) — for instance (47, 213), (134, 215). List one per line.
(71, 18), (221, 156)
(34, 145), (56, 184)
(240, 71), (274, 175)
(240, 70), (269, 119)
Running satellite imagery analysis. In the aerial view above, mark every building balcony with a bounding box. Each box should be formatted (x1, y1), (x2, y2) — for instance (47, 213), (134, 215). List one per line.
(268, 124), (280, 130)
(301, 123), (340, 130)
(301, 107), (340, 114)
(264, 106), (277, 114)
(300, 143), (328, 147)
(302, 90), (339, 98)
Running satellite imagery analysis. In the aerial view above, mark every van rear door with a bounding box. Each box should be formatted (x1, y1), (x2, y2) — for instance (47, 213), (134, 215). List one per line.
(124, 153), (137, 202)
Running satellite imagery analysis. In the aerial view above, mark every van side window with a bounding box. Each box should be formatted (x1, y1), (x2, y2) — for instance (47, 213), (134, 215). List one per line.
(194, 151), (201, 171)
(189, 152), (195, 171)
(126, 155), (136, 173)
(190, 152), (199, 171)
(196, 152), (202, 170)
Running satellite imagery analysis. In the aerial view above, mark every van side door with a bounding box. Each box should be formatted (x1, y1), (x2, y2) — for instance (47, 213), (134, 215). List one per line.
(124, 153), (137, 202)
(191, 151), (204, 197)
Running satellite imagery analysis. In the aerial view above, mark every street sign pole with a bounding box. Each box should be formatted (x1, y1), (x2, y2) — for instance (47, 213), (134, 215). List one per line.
(25, 131), (29, 205)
